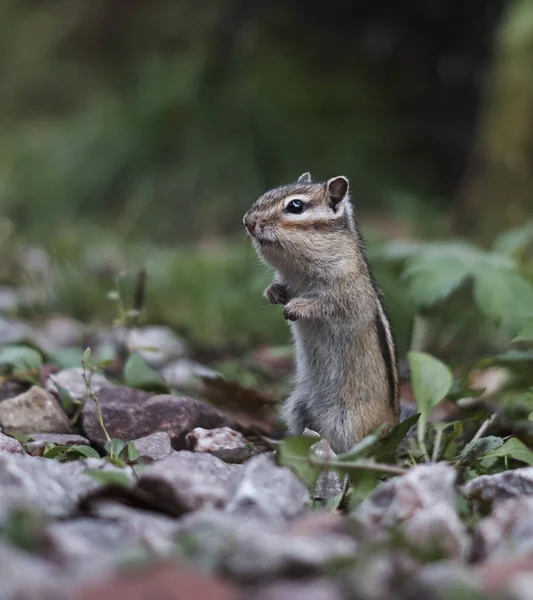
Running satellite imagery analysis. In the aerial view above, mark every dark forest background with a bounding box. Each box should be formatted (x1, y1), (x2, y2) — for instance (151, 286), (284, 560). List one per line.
(1, 0), (533, 354)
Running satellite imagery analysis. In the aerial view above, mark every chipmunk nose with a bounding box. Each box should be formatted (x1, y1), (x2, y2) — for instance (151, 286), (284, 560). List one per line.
(243, 212), (257, 234)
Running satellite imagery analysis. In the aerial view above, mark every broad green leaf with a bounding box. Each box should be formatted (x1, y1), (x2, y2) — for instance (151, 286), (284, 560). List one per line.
(67, 445), (100, 459)
(123, 352), (169, 393)
(276, 435), (322, 491)
(490, 349), (533, 363)
(347, 471), (381, 510)
(514, 316), (533, 343)
(0, 345), (42, 376)
(121, 440), (140, 462)
(43, 445), (67, 459)
(458, 436), (504, 461)
(105, 438), (126, 458)
(54, 382), (75, 414)
(403, 256), (470, 306)
(474, 268), (533, 334)
(48, 347), (85, 370)
(106, 456), (127, 468)
(456, 436), (504, 472)
(492, 221), (533, 256)
(373, 412), (420, 463)
(482, 437), (533, 466)
(84, 469), (131, 487)
(408, 351), (453, 452)
(336, 426), (386, 462)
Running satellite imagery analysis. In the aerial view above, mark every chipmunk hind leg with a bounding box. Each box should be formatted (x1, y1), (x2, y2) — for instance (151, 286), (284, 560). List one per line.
(283, 393), (315, 435)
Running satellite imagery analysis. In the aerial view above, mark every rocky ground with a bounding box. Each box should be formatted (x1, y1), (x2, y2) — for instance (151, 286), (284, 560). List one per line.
(1, 313), (533, 600)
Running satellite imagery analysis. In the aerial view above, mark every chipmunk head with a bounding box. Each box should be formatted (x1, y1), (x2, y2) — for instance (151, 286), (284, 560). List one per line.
(243, 172), (355, 270)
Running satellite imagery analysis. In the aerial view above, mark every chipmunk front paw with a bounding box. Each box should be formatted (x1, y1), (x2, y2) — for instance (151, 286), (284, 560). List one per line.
(264, 282), (289, 305)
(283, 299), (310, 321)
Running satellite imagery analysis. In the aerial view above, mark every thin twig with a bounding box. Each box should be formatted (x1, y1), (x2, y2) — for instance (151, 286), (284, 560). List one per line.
(310, 458), (407, 476)
(471, 413), (497, 443)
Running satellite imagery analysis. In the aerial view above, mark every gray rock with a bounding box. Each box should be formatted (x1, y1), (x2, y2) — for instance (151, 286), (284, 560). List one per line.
(186, 426), (253, 462)
(462, 468), (533, 506)
(343, 551), (418, 600)
(409, 562), (480, 600)
(38, 316), (86, 350)
(131, 431), (173, 460)
(0, 317), (31, 345)
(473, 497), (533, 561)
(351, 463), (468, 560)
(79, 502), (181, 555)
(309, 436), (345, 500)
(506, 573), (533, 600)
(25, 433), (90, 455)
(176, 510), (357, 582)
(137, 451), (238, 513)
(45, 507), (180, 568)
(0, 453), (133, 523)
(128, 326), (187, 367)
(251, 580), (345, 600)
(225, 453), (309, 521)
(46, 367), (113, 402)
(0, 386), (70, 434)
(0, 542), (73, 600)
(161, 358), (219, 392)
(0, 431), (25, 454)
(82, 386), (233, 445)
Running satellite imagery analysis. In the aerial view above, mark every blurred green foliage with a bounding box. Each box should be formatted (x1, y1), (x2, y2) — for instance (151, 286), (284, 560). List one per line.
(0, 0), (451, 243)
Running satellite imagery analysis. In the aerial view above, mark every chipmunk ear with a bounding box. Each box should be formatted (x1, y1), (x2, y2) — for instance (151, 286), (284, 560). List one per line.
(297, 172), (312, 184)
(327, 176), (349, 211)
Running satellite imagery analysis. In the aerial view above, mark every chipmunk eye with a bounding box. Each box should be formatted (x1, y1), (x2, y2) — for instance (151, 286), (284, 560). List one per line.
(285, 199), (305, 214)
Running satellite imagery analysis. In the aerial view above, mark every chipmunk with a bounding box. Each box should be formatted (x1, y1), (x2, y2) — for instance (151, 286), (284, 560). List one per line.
(243, 172), (400, 453)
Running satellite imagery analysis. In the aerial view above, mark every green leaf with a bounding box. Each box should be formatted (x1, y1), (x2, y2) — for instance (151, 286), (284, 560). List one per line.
(84, 469), (131, 487)
(120, 440), (140, 462)
(276, 435), (322, 491)
(123, 352), (169, 393)
(456, 436), (504, 472)
(403, 255), (470, 306)
(43, 444), (67, 459)
(408, 351), (453, 453)
(105, 438), (126, 458)
(0, 345), (42, 376)
(492, 221), (533, 256)
(474, 268), (533, 334)
(54, 382), (75, 414)
(458, 436), (504, 461)
(105, 456), (127, 468)
(514, 316), (533, 343)
(48, 347), (86, 370)
(373, 412), (420, 463)
(67, 445), (100, 459)
(336, 426), (386, 462)
(347, 471), (381, 511)
(82, 347), (92, 362)
(482, 437), (533, 466)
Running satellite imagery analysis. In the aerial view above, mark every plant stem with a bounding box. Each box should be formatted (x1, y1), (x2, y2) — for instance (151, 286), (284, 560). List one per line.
(432, 427), (443, 463)
(81, 357), (114, 458)
(471, 413), (496, 443)
(310, 457), (407, 476)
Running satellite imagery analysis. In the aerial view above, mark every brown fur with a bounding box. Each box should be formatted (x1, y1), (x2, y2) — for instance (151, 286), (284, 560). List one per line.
(244, 173), (399, 453)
